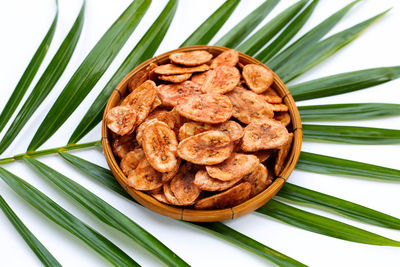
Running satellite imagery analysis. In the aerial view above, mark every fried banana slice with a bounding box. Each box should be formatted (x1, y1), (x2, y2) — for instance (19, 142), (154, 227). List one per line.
(252, 150), (274, 163)
(176, 94), (233, 124)
(262, 88), (282, 103)
(158, 73), (192, 83)
(271, 103), (289, 112)
(227, 86), (273, 124)
(241, 119), (289, 151)
(215, 120), (244, 142)
(142, 120), (178, 173)
(194, 182), (251, 209)
(194, 169), (242, 191)
(170, 171), (201, 205)
(120, 148), (145, 176)
(274, 111), (290, 127)
(177, 130), (233, 165)
(121, 80), (156, 125)
(274, 133), (293, 176)
(243, 163), (270, 197)
(163, 182), (182, 206)
(162, 158), (181, 183)
(106, 106), (137, 136)
(112, 134), (138, 159)
(205, 153), (259, 181)
(128, 63), (158, 92)
(127, 158), (162, 191)
(170, 50), (213, 66)
(178, 121), (243, 142)
(242, 64), (274, 94)
(154, 63), (209, 75)
(211, 49), (239, 68)
(200, 66), (240, 94)
(150, 95), (162, 111)
(150, 187), (170, 204)
(191, 71), (209, 86)
(157, 80), (201, 107)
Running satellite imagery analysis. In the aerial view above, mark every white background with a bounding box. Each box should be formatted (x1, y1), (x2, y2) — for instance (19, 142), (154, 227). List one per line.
(0, 0), (399, 266)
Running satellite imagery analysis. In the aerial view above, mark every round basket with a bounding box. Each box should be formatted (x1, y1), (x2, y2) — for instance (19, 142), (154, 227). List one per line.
(102, 45), (303, 222)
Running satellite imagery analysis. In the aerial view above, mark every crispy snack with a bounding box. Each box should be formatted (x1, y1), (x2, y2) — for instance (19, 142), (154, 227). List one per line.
(275, 111), (290, 127)
(241, 119), (290, 151)
(128, 63), (158, 92)
(162, 158), (181, 183)
(214, 121), (244, 142)
(176, 94), (233, 124)
(150, 188), (170, 204)
(170, 171), (201, 205)
(227, 86), (273, 124)
(120, 148), (145, 176)
(157, 80), (201, 107)
(163, 182), (182, 206)
(191, 71), (209, 86)
(170, 50), (213, 66)
(262, 88), (282, 103)
(243, 164), (270, 197)
(252, 150), (274, 163)
(156, 108), (185, 136)
(158, 73), (192, 83)
(194, 169), (242, 191)
(242, 64), (273, 94)
(142, 120), (178, 173)
(127, 158), (162, 190)
(178, 121), (243, 142)
(178, 122), (208, 141)
(121, 80), (156, 125)
(271, 103), (289, 112)
(177, 130), (233, 165)
(211, 49), (239, 68)
(205, 153), (259, 181)
(200, 66), (240, 94)
(154, 63), (209, 75)
(106, 106), (137, 136)
(274, 133), (293, 175)
(136, 118), (158, 145)
(150, 95), (162, 111)
(194, 182), (251, 209)
(112, 134), (138, 159)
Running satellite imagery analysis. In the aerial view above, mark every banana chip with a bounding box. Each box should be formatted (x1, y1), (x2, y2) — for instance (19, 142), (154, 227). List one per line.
(274, 133), (293, 175)
(112, 134), (138, 159)
(120, 148), (145, 176)
(150, 188), (170, 204)
(170, 50), (213, 66)
(262, 88), (282, 103)
(163, 182), (182, 206)
(242, 64), (274, 94)
(243, 163), (270, 197)
(191, 71), (209, 86)
(200, 66), (240, 94)
(252, 150), (274, 163)
(128, 63), (158, 92)
(154, 63), (209, 75)
(170, 171), (201, 205)
(210, 49), (239, 68)
(127, 158), (162, 191)
(194, 169), (242, 191)
(158, 73), (192, 83)
(274, 111), (290, 127)
(106, 106), (137, 136)
(162, 158), (181, 183)
(157, 81), (201, 107)
(271, 103), (289, 112)
(178, 121), (243, 142)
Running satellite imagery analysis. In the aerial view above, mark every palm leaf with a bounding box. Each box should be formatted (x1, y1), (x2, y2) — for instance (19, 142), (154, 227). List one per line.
(290, 66), (400, 101)
(0, 2), (58, 134)
(278, 183), (400, 230)
(27, 0), (151, 152)
(0, 167), (139, 266)
(256, 0), (319, 62)
(257, 200), (400, 247)
(58, 152), (305, 266)
(0, 194), (61, 266)
(24, 158), (189, 267)
(237, 0), (308, 56)
(180, 0), (240, 47)
(0, 2), (85, 154)
(297, 151), (400, 182)
(299, 103), (400, 121)
(267, 0), (359, 70)
(69, 0), (178, 144)
(276, 10), (388, 82)
(214, 0), (279, 48)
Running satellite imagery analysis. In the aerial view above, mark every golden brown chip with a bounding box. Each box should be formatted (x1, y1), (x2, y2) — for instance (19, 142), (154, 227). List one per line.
(120, 148), (145, 176)
(210, 49), (239, 68)
(191, 71), (209, 86)
(150, 95), (162, 111)
(262, 88), (282, 103)
(157, 81), (201, 107)
(121, 80), (156, 125)
(178, 120), (243, 142)
(170, 171), (201, 205)
(176, 94), (233, 124)
(205, 153), (259, 181)
(150, 188), (170, 204)
(227, 86), (273, 124)
(241, 119), (290, 151)
(243, 164), (270, 197)
(154, 64), (209, 75)
(163, 182), (182, 206)
(162, 158), (181, 183)
(106, 106), (137, 136)
(252, 150), (274, 163)
(127, 158), (162, 190)
(194, 169), (242, 191)
(178, 122), (209, 141)
(194, 182), (251, 209)
(274, 133), (293, 175)
(136, 118), (158, 145)
(200, 66), (240, 94)
(214, 121), (244, 142)
(111, 133), (138, 159)
(158, 73), (192, 83)
(274, 111), (291, 127)
(170, 50), (213, 66)
(128, 63), (158, 92)
(177, 130), (233, 165)
(271, 103), (289, 112)
(242, 64), (274, 94)
(142, 120), (178, 173)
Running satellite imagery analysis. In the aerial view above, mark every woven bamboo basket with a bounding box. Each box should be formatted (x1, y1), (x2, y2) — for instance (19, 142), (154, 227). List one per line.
(102, 45), (303, 222)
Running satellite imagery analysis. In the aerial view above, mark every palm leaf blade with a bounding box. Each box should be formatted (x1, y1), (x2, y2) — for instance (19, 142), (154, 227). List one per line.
(257, 199), (400, 247)
(180, 0), (240, 47)
(297, 151), (400, 182)
(214, 0), (279, 48)
(0, 194), (61, 266)
(0, 167), (139, 266)
(27, 0), (151, 152)
(69, 0), (178, 144)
